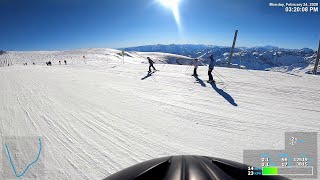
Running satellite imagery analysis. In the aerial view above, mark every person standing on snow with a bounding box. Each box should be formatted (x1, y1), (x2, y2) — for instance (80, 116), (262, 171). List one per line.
(191, 58), (200, 76)
(208, 54), (216, 83)
(147, 57), (157, 73)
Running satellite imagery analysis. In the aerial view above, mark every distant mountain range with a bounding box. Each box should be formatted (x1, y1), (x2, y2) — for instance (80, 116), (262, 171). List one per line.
(122, 44), (317, 71)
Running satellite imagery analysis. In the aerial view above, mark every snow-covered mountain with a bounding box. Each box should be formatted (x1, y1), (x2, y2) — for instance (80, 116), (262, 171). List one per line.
(0, 48), (194, 66)
(1, 46), (318, 74)
(123, 44), (317, 72)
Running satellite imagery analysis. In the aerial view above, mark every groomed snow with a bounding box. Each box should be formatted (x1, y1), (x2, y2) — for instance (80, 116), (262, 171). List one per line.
(0, 49), (319, 179)
(4, 48), (194, 66)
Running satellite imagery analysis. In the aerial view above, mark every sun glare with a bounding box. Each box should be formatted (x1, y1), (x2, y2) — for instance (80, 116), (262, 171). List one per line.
(160, 0), (181, 9)
(158, 0), (182, 30)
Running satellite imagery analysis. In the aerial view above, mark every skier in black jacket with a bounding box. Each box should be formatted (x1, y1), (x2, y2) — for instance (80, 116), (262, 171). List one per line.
(147, 57), (157, 73)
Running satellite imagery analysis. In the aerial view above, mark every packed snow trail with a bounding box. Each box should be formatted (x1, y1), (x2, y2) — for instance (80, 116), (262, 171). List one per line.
(0, 63), (319, 179)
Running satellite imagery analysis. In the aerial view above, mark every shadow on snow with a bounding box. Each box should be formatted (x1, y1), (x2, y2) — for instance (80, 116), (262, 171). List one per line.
(141, 72), (154, 80)
(210, 83), (238, 107)
(141, 73), (237, 107)
(194, 76), (206, 87)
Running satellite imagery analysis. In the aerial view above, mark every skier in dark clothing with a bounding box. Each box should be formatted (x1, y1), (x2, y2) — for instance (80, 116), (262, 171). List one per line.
(64, 60), (67, 65)
(147, 57), (157, 73)
(208, 55), (216, 83)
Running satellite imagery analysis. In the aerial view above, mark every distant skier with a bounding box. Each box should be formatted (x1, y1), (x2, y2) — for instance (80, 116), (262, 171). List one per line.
(191, 58), (200, 76)
(147, 57), (157, 73)
(64, 60), (67, 65)
(207, 55), (216, 83)
(59, 60), (61, 65)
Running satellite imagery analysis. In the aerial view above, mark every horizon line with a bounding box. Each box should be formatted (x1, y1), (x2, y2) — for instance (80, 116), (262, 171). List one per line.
(1, 43), (317, 52)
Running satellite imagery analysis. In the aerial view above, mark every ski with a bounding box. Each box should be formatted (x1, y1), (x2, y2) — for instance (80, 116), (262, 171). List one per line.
(206, 80), (216, 84)
(148, 70), (158, 74)
(207, 80), (225, 85)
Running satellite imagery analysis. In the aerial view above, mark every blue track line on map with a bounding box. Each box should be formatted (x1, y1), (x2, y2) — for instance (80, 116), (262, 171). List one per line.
(5, 137), (42, 178)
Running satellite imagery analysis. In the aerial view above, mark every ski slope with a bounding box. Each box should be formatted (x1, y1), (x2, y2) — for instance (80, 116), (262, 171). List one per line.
(0, 54), (319, 179)
(3, 48), (194, 66)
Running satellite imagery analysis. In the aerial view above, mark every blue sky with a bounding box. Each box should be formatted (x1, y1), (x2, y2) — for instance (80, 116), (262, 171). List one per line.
(0, 0), (319, 50)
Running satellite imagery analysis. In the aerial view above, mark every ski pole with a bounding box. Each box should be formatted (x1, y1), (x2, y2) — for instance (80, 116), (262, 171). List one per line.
(154, 59), (166, 70)
(211, 68), (225, 83)
(185, 65), (191, 74)
(213, 71), (225, 83)
(159, 60), (166, 69)
(213, 69), (226, 79)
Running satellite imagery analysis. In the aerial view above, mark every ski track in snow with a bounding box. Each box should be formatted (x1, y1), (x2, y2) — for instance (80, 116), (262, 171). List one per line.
(0, 62), (319, 179)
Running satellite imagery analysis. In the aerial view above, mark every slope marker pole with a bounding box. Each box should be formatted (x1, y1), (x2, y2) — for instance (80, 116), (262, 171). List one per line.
(313, 40), (320, 75)
(228, 30), (238, 67)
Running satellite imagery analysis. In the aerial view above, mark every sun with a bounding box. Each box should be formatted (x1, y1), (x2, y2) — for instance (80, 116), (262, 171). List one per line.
(158, 0), (182, 30)
(159, 0), (181, 9)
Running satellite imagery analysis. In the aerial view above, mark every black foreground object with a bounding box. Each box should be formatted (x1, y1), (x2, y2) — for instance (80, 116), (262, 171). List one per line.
(105, 155), (289, 180)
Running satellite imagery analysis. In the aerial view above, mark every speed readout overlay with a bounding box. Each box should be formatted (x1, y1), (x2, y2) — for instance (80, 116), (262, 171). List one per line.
(244, 132), (317, 178)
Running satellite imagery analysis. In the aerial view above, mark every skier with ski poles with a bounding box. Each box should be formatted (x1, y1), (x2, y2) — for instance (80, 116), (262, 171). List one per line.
(207, 54), (216, 83)
(147, 57), (157, 73)
(191, 58), (200, 76)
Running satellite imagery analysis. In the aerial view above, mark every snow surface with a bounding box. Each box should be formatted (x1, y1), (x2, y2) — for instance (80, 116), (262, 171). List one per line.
(3, 48), (193, 66)
(0, 49), (319, 179)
